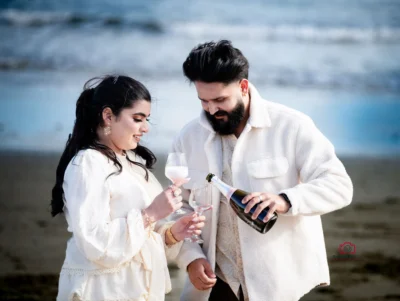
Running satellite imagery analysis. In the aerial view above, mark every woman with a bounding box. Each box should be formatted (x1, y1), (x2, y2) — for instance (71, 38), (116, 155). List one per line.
(51, 75), (204, 301)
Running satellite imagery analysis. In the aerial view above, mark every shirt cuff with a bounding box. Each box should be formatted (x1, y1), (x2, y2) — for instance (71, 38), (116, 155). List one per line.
(278, 190), (298, 216)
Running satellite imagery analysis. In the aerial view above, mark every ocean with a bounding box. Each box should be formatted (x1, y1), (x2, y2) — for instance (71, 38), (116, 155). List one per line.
(0, 0), (399, 157)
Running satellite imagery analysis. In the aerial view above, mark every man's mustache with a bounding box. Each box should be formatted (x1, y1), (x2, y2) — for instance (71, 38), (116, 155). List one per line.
(213, 111), (228, 118)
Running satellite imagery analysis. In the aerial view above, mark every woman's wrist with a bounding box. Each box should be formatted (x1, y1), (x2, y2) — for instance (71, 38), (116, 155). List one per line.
(170, 223), (184, 242)
(165, 226), (179, 245)
(141, 209), (155, 228)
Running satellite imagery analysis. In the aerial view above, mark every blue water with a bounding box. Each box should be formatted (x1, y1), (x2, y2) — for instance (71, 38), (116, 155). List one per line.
(0, 0), (399, 157)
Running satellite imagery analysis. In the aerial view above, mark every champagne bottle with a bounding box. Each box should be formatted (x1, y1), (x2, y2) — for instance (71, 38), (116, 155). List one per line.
(206, 173), (278, 234)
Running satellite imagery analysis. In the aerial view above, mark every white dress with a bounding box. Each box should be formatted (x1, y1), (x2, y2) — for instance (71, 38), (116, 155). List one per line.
(57, 149), (180, 301)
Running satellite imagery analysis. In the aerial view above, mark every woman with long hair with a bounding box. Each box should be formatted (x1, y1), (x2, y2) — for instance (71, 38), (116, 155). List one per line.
(51, 75), (204, 300)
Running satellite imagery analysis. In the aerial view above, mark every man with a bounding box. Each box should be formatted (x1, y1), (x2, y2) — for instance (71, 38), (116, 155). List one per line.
(171, 40), (353, 301)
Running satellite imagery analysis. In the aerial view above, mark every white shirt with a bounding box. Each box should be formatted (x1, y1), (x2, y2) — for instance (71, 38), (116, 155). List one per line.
(172, 83), (353, 301)
(57, 149), (177, 301)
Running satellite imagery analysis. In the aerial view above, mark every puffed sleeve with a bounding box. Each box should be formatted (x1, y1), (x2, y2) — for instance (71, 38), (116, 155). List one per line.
(63, 150), (147, 268)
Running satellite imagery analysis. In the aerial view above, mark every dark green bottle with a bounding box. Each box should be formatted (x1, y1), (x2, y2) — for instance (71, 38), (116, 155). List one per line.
(206, 173), (278, 234)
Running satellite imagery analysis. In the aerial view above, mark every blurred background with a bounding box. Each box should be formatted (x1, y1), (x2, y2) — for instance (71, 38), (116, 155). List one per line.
(0, 0), (399, 300)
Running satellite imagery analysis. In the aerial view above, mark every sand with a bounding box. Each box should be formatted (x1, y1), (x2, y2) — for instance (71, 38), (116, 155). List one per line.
(0, 151), (399, 301)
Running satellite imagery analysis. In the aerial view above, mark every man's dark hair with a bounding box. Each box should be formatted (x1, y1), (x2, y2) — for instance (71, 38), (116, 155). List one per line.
(182, 40), (249, 84)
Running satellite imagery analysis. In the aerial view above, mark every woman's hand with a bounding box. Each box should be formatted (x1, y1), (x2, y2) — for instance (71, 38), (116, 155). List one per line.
(170, 213), (206, 242)
(145, 185), (183, 222)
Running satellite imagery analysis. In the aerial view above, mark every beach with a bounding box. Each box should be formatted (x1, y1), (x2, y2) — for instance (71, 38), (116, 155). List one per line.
(1, 0), (399, 300)
(0, 151), (399, 300)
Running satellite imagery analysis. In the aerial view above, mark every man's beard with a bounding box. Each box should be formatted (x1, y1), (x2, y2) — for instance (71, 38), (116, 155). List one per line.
(205, 99), (245, 135)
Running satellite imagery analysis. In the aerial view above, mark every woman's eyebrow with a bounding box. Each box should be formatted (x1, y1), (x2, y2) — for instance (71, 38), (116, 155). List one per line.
(132, 112), (150, 118)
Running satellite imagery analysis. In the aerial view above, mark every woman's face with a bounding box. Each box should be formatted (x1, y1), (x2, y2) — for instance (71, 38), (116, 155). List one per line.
(106, 100), (151, 153)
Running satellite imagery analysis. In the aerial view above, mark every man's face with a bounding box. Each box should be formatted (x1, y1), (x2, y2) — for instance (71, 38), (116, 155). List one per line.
(195, 81), (246, 135)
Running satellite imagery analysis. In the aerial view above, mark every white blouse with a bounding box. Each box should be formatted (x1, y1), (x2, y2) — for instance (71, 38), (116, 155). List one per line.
(57, 149), (181, 301)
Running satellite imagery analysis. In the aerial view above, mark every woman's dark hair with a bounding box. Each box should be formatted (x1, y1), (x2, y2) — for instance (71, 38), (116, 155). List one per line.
(182, 40), (249, 84)
(51, 75), (156, 217)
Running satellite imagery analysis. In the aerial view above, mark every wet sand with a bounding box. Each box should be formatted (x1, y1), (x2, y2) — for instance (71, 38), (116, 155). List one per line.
(0, 151), (399, 300)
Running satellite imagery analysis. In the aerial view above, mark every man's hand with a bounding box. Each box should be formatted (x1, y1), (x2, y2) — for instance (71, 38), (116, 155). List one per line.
(187, 258), (217, 290)
(242, 192), (291, 222)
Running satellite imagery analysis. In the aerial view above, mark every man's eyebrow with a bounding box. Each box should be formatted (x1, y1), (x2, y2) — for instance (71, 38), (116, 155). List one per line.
(132, 112), (150, 118)
(198, 96), (226, 102)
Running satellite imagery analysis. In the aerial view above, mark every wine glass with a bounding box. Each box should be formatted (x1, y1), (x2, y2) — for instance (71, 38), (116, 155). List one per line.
(185, 182), (212, 243)
(165, 152), (189, 215)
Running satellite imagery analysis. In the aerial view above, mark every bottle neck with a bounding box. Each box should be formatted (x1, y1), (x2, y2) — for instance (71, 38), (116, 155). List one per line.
(210, 175), (236, 200)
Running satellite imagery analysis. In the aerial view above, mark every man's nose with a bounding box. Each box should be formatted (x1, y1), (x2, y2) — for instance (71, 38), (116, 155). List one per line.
(208, 103), (219, 115)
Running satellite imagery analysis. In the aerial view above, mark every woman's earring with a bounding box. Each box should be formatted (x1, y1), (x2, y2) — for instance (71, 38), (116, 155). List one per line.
(104, 125), (111, 136)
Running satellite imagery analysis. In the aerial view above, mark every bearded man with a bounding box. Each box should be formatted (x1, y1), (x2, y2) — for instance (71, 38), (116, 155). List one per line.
(170, 40), (353, 301)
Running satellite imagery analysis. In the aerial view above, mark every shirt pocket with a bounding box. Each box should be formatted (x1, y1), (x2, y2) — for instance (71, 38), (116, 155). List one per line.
(246, 156), (289, 192)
